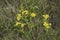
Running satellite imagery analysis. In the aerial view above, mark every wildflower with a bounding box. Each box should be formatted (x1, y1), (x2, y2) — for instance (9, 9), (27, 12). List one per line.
(17, 14), (22, 21)
(43, 22), (51, 29)
(22, 10), (28, 15)
(15, 22), (21, 26)
(31, 13), (36, 17)
(21, 23), (26, 28)
(42, 14), (49, 19)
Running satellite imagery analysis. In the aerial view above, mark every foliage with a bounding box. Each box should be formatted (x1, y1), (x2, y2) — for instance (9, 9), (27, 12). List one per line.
(0, 0), (60, 40)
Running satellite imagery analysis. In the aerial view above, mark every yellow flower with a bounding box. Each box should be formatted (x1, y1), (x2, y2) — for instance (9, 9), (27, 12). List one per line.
(21, 23), (26, 28)
(42, 14), (49, 19)
(15, 22), (21, 26)
(22, 10), (28, 15)
(43, 22), (51, 29)
(17, 14), (22, 21)
(31, 13), (36, 17)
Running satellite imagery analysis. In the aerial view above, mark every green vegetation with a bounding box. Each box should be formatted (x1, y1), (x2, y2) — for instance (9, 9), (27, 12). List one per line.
(0, 0), (60, 40)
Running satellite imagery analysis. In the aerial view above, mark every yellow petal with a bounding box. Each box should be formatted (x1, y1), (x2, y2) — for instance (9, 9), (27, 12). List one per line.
(21, 23), (26, 28)
(15, 22), (21, 26)
(42, 14), (49, 19)
(31, 13), (36, 17)
(22, 10), (28, 15)
(16, 14), (22, 21)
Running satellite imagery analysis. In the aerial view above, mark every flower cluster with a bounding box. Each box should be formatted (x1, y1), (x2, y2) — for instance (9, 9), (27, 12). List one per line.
(42, 14), (51, 29)
(14, 10), (36, 33)
(43, 22), (51, 29)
